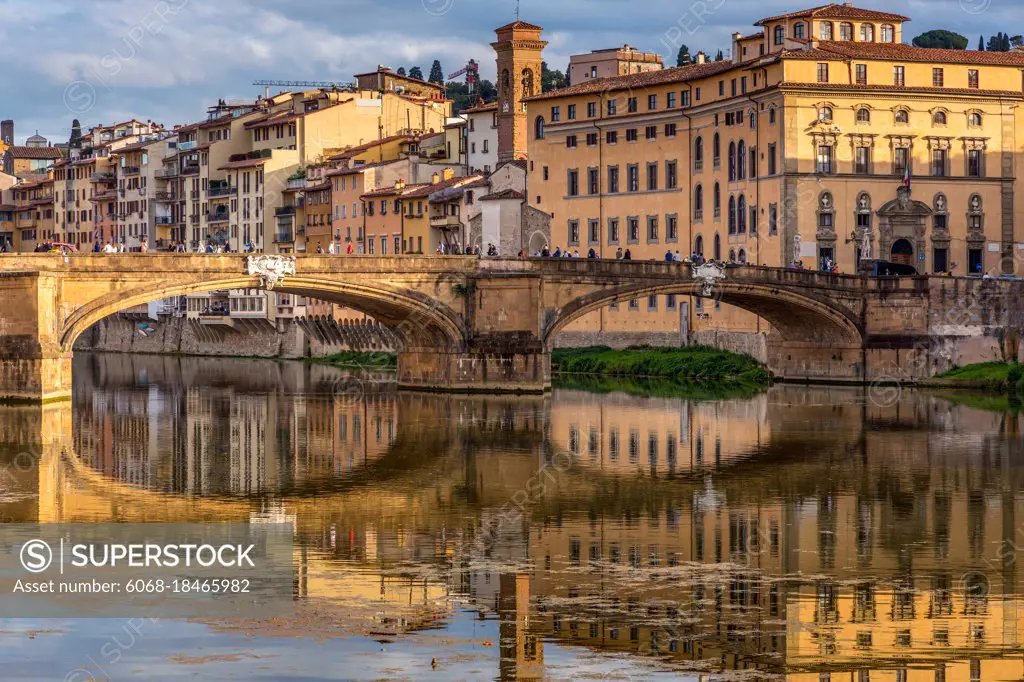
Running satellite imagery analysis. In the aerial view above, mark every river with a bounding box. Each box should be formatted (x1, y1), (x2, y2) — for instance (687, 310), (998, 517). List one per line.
(0, 352), (1022, 681)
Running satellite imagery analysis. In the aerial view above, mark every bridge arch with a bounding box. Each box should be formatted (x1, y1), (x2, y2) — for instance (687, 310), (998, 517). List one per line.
(59, 275), (468, 354)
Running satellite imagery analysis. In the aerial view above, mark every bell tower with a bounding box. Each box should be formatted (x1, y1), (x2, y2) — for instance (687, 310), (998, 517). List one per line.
(491, 21), (546, 162)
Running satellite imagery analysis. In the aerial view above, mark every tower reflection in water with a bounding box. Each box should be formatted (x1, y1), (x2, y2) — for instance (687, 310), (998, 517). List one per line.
(2, 352), (1023, 681)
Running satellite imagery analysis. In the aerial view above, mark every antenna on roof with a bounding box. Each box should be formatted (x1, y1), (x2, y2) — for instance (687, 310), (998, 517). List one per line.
(515, 0), (520, 21)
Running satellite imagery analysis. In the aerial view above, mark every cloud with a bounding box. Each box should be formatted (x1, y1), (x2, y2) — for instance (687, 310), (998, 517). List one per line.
(0, 0), (1006, 143)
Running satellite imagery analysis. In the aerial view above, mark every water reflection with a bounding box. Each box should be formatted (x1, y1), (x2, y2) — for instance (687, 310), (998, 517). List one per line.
(2, 352), (1024, 680)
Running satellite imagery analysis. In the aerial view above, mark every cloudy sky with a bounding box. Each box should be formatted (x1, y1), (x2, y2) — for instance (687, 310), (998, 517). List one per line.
(0, 0), (1012, 144)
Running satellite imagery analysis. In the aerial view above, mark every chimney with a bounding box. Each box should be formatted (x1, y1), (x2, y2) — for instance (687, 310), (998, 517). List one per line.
(395, 178), (405, 190)
(732, 32), (742, 63)
(695, 51), (707, 64)
(431, 172), (440, 184)
(442, 168), (455, 181)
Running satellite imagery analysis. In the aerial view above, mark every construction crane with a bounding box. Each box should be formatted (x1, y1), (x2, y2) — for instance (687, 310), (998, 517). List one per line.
(446, 60), (479, 93)
(253, 79), (354, 98)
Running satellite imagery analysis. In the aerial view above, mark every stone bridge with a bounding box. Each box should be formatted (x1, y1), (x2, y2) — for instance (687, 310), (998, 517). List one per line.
(0, 254), (1021, 401)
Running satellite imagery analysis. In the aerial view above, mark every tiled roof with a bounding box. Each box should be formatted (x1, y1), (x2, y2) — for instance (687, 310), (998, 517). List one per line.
(495, 20), (543, 32)
(462, 177), (491, 189)
(401, 175), (477, 199)
(89, 191), (117, 201)
(218, 158), (271, 170)
(479, 189), (524, 201)
(756, 3), (909, 25)
(523, 59), (736, 101)
(361, 183), (425, 198)
(777, 81), (1024, 97)
(326, 134), (417, 161)
(243, 111), (302, 129)
(783, 40), (1024, 66)
(7, 146), (64, 160)
(461, 101), (498, 114)
(0, 204), (15, 211)
(495, 159), (528, 172)
(738, 32), (764, 41)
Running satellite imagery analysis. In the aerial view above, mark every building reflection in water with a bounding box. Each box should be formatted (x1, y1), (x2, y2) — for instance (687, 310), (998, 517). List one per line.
(3, 352), (1024, 680)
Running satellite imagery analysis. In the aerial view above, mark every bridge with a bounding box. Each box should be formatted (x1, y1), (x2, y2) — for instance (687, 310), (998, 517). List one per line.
(0, 254), (1021, 401)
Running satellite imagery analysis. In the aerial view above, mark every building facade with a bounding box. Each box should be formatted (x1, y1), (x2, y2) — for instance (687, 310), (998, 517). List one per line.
(567, 45), (664, 84)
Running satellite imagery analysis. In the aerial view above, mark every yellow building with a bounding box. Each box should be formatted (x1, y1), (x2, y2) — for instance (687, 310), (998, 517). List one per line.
(524, 2), (1024, 347)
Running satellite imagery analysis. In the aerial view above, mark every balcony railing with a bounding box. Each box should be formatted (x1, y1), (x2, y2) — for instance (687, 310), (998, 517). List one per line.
(273, 231), (295, 244)
(181, 166), (200, 176)
(90, 172), (115, 183)
(430, 214), (461, 229)
(207, 185), (236, 198)
(155, 216), (175, 225)
(286, 178), (308, 190)
(154, 168), (177, 179)
(207, 212), (230, 223)
(275, 206), (296, 217)
(122, 166), (141, 175)
(154, 191), (177, 202)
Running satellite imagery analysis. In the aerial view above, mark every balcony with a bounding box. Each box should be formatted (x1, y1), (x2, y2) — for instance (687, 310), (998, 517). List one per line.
(430, 214), (461, 229)
(273, 230), (295, 244)
(207, 211), (230, 223)
(154, 191), (177, 202)
(122, 166), (141, 176)
(155, 216), (175, 226)
(154, 168), (178, 179)
(275, 206), (296, 217)
(181, 166), (200, 176)
(90, 172), (115, 183)
(207, 185), (236, 198)
(286, 178), (308, 191)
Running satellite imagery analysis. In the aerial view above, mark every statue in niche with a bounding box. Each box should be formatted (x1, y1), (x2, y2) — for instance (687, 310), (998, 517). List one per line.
(861, 228), (872, 260)
(821, 193), (832, 210)
(896, 185), (911, 211)
(935, 195), (946, 212)
(521, 69), (534, 97)
(793, 232), (802, 263)
(858, 194), (869, 210)
(970, 195), (981, 211)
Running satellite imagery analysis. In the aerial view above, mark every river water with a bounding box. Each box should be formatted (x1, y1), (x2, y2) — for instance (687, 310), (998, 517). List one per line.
(1, 352), (1022, 681)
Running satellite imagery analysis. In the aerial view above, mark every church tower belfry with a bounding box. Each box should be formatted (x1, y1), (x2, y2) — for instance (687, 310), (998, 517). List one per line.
(491, 21), (546, 162)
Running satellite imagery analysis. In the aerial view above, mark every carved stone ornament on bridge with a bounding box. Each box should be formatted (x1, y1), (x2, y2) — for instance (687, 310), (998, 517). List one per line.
(692, 261), (726, 297)
(246, 255), (296, 290)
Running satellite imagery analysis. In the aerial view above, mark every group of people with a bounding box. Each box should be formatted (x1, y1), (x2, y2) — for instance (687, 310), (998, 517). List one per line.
(313, 241), (356, 255)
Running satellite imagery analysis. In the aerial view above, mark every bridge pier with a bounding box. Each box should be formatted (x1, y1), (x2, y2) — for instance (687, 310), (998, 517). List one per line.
(397, 343), (551, 394)
(767, 341), (865, 383)
(0, 272), (72, 403)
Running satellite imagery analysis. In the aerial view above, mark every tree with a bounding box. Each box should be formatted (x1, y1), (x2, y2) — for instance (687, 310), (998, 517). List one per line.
(478, 79), (497, 102)
(911, 30), (967, 50)
(676, 45), (691, 67)
(978, 35), (985, 50)
(408, 65), (424, 80)
(987, 32), (1010, 51)
(428, 60), (445, 84)
(396, 67), (406, 76)
(714, 49), (724, 61)
(445, 81), (473, 114)
(1012, 35), (1024, 47)
(68, 119), (82, 148)
(541, 61), (566, 92)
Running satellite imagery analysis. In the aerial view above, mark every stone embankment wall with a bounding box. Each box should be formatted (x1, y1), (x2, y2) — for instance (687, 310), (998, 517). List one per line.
(74, 316), (399, 359)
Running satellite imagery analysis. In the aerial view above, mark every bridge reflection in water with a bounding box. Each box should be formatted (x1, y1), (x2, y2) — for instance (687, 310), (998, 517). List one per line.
(1, 353), (1023, 680)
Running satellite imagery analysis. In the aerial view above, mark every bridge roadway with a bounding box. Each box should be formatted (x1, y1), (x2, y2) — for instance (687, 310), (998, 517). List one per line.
(0, 254), (1021, 401)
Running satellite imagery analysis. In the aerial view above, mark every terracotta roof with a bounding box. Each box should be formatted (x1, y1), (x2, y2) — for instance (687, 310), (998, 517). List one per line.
(479, 189), (524, 201)
(244, 111), (302, 129)
(461, 101), (498, 114)
(0, 204), (15, 212)
(7, 146), (64, 160)
(495, 20), (543, 32)
(782, 40), (1024, 66)
(402, 175), (477, 199)
(777, 81), (1024, 97)
(462, 177), (491, 189)
(524, 59), (736, 101)
(738, 31), (764, 41)
(30, 196), (53, 205)
(89, 191), (117, 201)
(198, 113), (235, 129)
(326, 134), (417, 161)
(14, 178), (52, 191)
(495, 159), (528, 172)
(218, 157), (271, 170)
(756, 3), (909, 26)
(361, 183), (425, 198)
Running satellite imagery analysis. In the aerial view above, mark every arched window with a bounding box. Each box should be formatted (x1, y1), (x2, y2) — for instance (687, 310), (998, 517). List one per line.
(693, 184), (704, 220)
(738, 194), (747, 233)
(895, 109), (909, 124)
(713, 182), (721, 218)
(749, 111), (756, 128)
(534, 116), (545, 139)
(713, 233), (721, 261)
(794, 22), (805, 39)
(694, 234), (704, 256)
(856, 108), (871, 123)
(933, 111), (947, 126)
(729, 249), (736, 262)
(737, 141), (746, 180)
(774, 25), (785, 45)
(969, 112), (983, 127)
(694, 136), (704, 169)
(880, 24), (894, 42)
(820, 21), (833, 40)
(728, 195), (737, 234)
(713, 133), (721, 167)
(728, 141), (737, 181)
(819, 106), (833, 122)
(859, 23), (874, 41)
(839, 22), (853, 40)
(769, 107), (776, 125)
(738, 248), (747, 263)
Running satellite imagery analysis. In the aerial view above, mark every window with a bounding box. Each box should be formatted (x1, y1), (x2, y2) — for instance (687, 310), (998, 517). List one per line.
(819, 106), (833, 122)
(769, 107), (776, 124)
(968, 69), (979, 89)
(969, 112), (982, 127)
(749, 205), (757, 235)
(568, 220), (579, 244)
(713, 133), (721, 168)
(647, 216), (658, 242)
(645, 125), (657, 140)
(627, 97), (638, 113)
(893, 66), (905, 86)
(627, 164), (639, 192)
(968, 149), (983, 177)
(682, 90), (691, 106)
(894, 147), (909, 176)
(694, 185), (704, 221)
(855, 146), (871, 174)
(648, 94), (657, 110)
(750, 146), (757, 178)
(665, 123), (677, 137)
(932, 68), (944, 87)
(627, 217), (639, 242)
(626, 128), (638, 142)
(566, 135), (577, 148)
(667, 214), (677, 241)
(608, 165), (619, 193)
(817, 63), (829, 83)
(817, 145), (834, 174)
(856, 107), (870, 123)
(820, 21), (833, 40)
(934, 247), (949, 273)
(608, 218), (619, 243)
(587, 102), (597, 117)
(737, 140), (746, 180)
(534, 116), (545, 139)
(588, 168), (599, 194)
(713, 183), (721, 218)
(856, 64), (867, 85)
(840, 22), (853, 40)
(667, 92), (676, 108)
(567, 169), (579, 196)
(666, 160), (677, 189)
(895, 109), (909, 124)
(768, 143), (777, 175)
(606, 130), (618, 144)
(567, 104), (576, 120)
(586, 132), (597, 146)
(588, 219), (599, 243)
(769, 203), (778, 235)
(694, 235), (704, 256)
(738, 195), (746, 233)
(607, 99), (617, 115)
(794, 22), (805, 39)
(859, 23), (874, 41)
(774, 25), (785, 45)
(728, 141), (736, 181)
(719, 80), (724, 96)
(694, 137), (704, 170)
(646, 162), (658, 191)
(551, 106), (560, 122)
(728, 196), (736, 234)
(932, 149), (947, 177)
(881, 24), (894, 42)
(933, 111), (946, 126)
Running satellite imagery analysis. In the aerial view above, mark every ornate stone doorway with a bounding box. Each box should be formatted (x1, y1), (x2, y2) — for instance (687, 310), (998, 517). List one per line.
(890, 239), (914, 266)
(876, 185), (932, 272)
